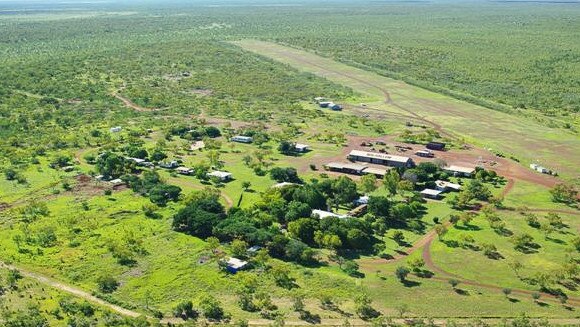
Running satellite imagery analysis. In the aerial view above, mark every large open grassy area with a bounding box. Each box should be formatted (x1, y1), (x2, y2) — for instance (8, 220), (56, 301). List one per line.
(233, 40), (580, 181)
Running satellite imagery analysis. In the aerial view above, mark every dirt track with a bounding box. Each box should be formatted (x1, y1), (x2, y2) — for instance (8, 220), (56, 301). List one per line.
(113, 92), (164, 112)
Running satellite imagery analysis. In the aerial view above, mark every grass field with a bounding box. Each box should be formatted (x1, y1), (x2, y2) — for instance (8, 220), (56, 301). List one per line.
(233, 40), (580, 182)
(1, 2), (579, 324)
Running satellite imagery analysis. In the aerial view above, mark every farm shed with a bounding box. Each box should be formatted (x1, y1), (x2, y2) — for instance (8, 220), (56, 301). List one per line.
(325, 162), (368, 175)
(231, 135), (253, 143)
(435, 180), (461, 192)
(426, 142), (446, 151)
(208, 171), (232, 181)
(420, 189), (443, 200)
(348, 150), (414, 168)
(354, 195), (369, 206)
(176, 167), (194, 175)
(159, 160), (179, 169)
(108, 179), (125, 187)
(109, 126), (122, 133)
(312, 209), (348, 219)
(62, 166), (75, 172)
(530, 163), (549, 174)
(415, 150), (434, 158)
(329, 104), (342, 111)
(319, 101), (332, 108)
(294, 143), (311, 152)
(272, 182), (299, 189)
(247, 246), (262, 254)
(362, 167), (389, 177)
(444, 165), (476, 177)
(127, 157), (145, 164)
(225, 257), (248, 274)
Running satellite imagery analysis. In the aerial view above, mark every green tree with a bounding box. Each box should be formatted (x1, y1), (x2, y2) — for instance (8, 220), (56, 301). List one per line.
(367, 196), (390, 218)
(270, 263), (294, 289)
(278, 140), (295, 155)
(391, 230), (405, 245)
(359, 174), (377, 194)
(448, 279), (459, 289)
(408, 257), (425, 273)
(96, 275), (119, 293)
(332, 176), (358, 205)
(198, 293), (225, 320)
(383, 170), (400, 197)
(96, 152), (129, 179)
(550, 183), (578, 204)
(4, 305), (49, 327)
(354, 293), (379, 320)
(231, 239), (248, 258)
(342, 260), (360, 277)
(435, 224), (448, 240)
(292, 293), (305, 312)
(288, 218), (319, 245)
(173, 300), (198, 320)
(149, 184), (182, 206)
(395, 266), (410, 282)
(502, 288), (512, 298)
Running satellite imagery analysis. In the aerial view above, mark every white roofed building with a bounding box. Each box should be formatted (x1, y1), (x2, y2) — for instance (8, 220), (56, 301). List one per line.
(294, 143), (310, 152)
(312, 209), (348, 219)
(348, 150), (414, 168)
(208, 171), (232, 181)
(435, 180), (461, 192)
(444, 165), (476, 177)
(420, 189), (443, 200)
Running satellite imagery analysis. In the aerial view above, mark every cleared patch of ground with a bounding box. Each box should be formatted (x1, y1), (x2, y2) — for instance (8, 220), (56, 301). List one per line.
(232, 40), (580, 181)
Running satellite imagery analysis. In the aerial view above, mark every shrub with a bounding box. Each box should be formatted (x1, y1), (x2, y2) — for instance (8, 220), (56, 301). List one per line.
(96, 275), (119, 293)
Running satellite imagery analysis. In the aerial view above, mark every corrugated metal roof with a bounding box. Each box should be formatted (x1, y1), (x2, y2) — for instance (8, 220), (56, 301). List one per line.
(348, 150), (411, 163)
(444, 165), (476, 174)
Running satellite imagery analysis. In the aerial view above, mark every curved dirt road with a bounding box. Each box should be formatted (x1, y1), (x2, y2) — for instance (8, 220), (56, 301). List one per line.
(0, 262), (142, 318)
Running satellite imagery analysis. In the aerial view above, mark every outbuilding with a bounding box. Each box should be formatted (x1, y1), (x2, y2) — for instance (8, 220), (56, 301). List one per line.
(312, 209), (348, 219)
(362, 167), (389, 178)
(444, 165), (476, 177)
(325, 162), (368, 175)
(354, 195), (369, 206)
(208, 171), (232, 181)
(530, 163), (549, 174)
(294, 143), (311, 153)
(108, 178), (125, 187)
(348, 150), (414, 168)
(415, 150), (434, 158)
(225, 257), (248, 274)
(426, 142), (446, 151)
(435, 180), (461, 192)
(329, 104), (342, 111)
(231, 135), (253, 143)
(110, 126), (122, 133)
(176, 167), (194, 175)
(159, 160), (179, 169)
(420, 189), (443, 200)
(247, 245), (262, 254)
(272, 182), (299, 189)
